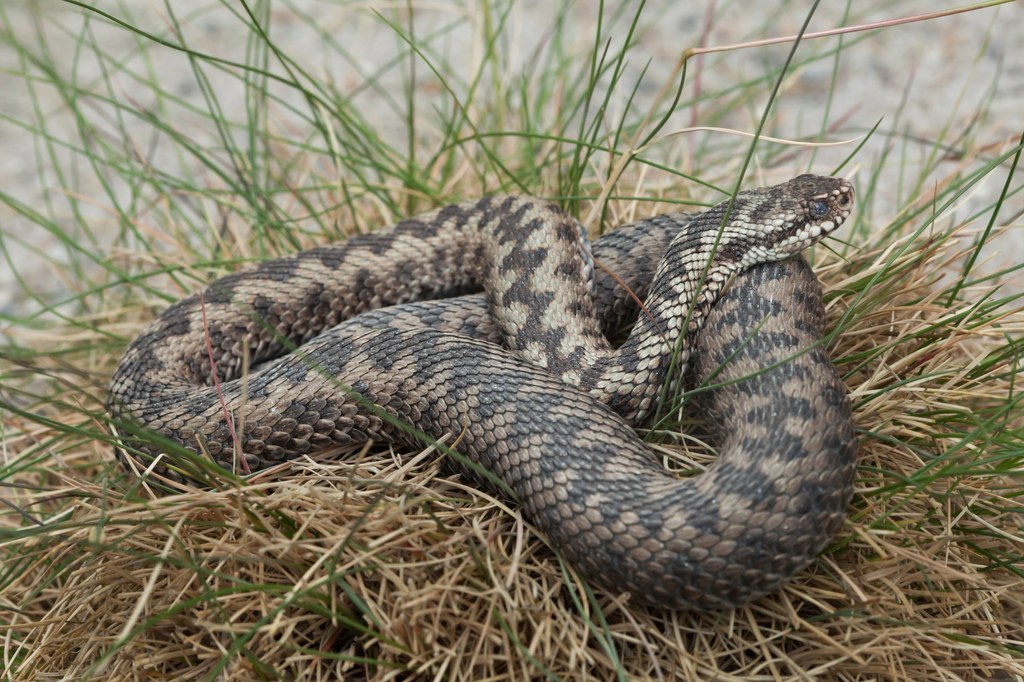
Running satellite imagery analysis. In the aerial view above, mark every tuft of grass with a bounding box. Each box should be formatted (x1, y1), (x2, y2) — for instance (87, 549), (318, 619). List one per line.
(2, 1), (1022, 680)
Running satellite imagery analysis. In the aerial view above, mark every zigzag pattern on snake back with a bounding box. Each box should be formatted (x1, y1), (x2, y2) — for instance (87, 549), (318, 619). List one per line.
(108, 174), (858, 611)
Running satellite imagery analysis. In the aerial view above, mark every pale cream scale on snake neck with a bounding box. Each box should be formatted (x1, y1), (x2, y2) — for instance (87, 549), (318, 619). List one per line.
(108, 174), (857, 611)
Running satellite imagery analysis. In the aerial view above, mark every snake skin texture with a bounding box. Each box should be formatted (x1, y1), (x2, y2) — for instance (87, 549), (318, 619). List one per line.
(108, 175), (857, 610)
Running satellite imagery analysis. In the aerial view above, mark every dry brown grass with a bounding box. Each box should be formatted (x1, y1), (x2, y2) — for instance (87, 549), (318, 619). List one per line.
(2, 193), (1022, 680)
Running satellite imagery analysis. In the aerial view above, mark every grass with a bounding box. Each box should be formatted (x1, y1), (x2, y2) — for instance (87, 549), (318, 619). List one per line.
(1, 1), (1023, 680)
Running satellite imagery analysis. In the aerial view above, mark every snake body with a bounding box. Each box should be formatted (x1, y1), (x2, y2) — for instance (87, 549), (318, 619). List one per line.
(108, 175), (857, 610)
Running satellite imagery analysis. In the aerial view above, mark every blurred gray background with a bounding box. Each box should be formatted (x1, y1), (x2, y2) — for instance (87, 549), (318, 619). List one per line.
(1, 0), (1021, 319)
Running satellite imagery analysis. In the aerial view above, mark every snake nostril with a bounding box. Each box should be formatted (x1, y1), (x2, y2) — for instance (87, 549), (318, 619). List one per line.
(837, 188), (853, 210)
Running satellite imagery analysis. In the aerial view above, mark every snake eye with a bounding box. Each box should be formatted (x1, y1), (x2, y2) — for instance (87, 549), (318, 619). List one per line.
(809, 200), (829, 217)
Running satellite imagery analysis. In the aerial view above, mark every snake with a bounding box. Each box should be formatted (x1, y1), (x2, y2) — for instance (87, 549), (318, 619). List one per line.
(107, 174), (858, 611)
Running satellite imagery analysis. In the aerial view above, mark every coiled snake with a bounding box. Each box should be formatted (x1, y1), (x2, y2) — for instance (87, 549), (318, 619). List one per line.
(108, 174), (857, 611)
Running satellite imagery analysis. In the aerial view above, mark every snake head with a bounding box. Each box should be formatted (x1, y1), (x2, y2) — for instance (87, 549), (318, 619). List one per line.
(754, 174), (855, 259)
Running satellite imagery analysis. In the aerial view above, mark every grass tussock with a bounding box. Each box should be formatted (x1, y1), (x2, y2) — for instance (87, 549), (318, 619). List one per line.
(2, 1), (1023, 680)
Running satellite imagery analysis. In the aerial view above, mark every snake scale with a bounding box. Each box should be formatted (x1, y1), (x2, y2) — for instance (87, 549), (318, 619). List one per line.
(108, 174), (857, 611)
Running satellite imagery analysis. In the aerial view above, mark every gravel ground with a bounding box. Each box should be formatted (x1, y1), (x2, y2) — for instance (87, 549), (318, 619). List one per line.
(1, 0), (1021, 318)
